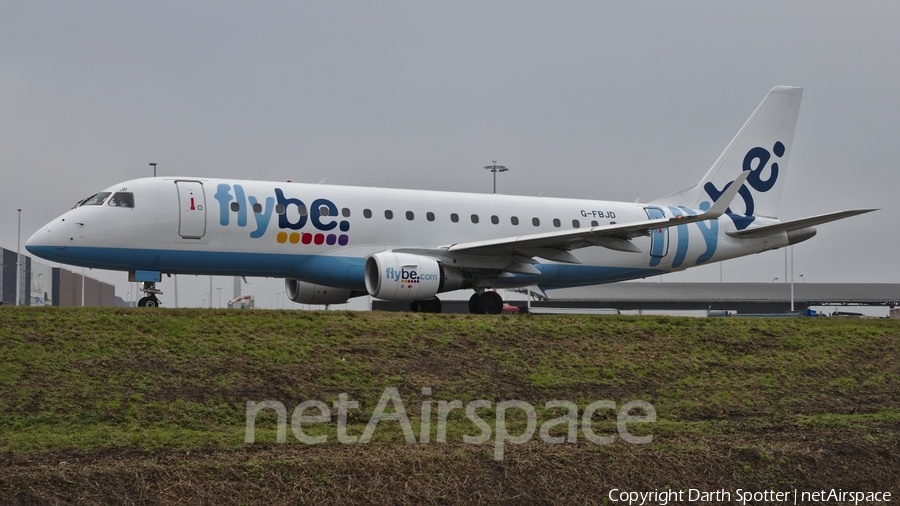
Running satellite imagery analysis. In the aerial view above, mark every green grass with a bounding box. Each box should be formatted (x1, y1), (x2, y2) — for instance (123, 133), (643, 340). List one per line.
(1, 307), (899, 454)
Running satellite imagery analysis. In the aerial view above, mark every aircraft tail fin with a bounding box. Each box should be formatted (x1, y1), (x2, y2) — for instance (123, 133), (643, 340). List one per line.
(652, 86), (803, 224)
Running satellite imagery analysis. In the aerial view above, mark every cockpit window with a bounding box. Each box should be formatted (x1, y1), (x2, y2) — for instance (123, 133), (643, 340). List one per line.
(78, 192), (112, 207)
(108, 192), (134, 208)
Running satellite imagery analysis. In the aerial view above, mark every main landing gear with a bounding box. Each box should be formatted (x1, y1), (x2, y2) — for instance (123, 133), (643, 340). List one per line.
(137, 282), (162, 308)
(407, 291), (504, 314)
(469, 291), (503, 314)
(410, 298), (443, 313)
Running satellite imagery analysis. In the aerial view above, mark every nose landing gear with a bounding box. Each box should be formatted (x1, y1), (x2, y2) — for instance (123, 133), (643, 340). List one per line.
(137, 282), (162, 307)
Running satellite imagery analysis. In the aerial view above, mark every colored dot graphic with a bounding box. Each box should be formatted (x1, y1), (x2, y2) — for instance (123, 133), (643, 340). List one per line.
(276, 233), (349, 246)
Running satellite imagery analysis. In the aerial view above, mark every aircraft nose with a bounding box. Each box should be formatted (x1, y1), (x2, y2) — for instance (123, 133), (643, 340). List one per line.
(25, 225), (52, 257)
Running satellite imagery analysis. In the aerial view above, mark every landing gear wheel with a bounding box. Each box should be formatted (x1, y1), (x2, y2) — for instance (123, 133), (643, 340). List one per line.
(469, 293), (481, 314)
(136, 281), (163, 308)
(419, 298), (442, 314)
(138, 296), (160, 308)
(476, 291), (503, 315)
(410, 301), (420, 312)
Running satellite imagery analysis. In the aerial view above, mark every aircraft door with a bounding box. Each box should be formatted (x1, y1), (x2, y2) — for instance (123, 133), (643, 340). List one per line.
(645, 207), (668, 258)
(176, 181), (207, 239)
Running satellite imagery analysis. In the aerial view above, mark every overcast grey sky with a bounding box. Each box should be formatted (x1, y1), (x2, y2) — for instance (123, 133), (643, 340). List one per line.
(2, 2), (898, 309)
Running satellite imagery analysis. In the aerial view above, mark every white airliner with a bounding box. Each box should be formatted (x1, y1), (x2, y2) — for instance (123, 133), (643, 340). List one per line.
(27, 86), (873, 313)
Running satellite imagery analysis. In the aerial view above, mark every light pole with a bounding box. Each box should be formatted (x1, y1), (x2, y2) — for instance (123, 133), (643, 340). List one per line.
(772, 277), (779, 283)
(800, 274), (805, 283)
(483, 161), (509, 194)
(150, 162), (157, 177)
(209, 276), (213, 309)
(217, 287), (222, 308)
(790, 245), (794, 312)
(16, 209), (21, 306)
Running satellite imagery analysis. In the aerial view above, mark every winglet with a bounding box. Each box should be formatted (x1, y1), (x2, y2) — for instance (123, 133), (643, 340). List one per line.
(705, 171), (749, 218)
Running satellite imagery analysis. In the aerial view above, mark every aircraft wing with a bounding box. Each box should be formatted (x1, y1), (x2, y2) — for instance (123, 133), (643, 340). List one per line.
(440, 172), (750, 263)
(726, 209), (877, 238)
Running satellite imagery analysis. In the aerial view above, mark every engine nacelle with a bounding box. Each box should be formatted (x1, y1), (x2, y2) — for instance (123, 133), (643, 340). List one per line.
(365, 252), (464, 301)
(285, 279), (352, 305)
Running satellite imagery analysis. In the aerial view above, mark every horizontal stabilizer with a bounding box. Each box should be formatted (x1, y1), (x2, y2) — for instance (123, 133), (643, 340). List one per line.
(726, 209), (877, 238)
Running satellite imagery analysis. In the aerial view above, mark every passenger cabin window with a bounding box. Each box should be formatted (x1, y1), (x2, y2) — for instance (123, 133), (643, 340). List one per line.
(491, 215), (499, 225)
(426, 212), (435, 222)
(385, 210), (394, 220)
(532, 217), (540, 227)
(364, 209), (372, 218)
(276, 204), (285, 215)
(451, 213), (459, 223)
(511, 216), (519, 225)
(319, 206), (330, 216)
(252, 203), (263, 213)
(572, 219), (580, 228)
(230, 202), (240, 212)
(406, 211), (414, 221)
(108, 192), (134, 208)
(79, 192), (111, 207)
(471, 214), (479, 224)
(553, 218), (561, 228)
(342, 208), (351, 217)
(591, 220), (599, 227)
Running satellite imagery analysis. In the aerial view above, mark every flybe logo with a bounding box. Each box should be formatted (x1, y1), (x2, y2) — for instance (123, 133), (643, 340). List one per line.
(702, 142), (785, 230)
(213, 184), (350, 246)
(385, 267), (439, 284)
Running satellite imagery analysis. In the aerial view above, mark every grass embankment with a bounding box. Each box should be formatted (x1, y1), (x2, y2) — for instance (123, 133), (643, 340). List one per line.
(1, 308), (898, 504)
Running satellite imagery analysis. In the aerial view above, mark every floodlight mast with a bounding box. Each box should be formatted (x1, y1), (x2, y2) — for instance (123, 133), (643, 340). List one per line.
(16, 209), (22, 306)
(483, 161), (509, 194)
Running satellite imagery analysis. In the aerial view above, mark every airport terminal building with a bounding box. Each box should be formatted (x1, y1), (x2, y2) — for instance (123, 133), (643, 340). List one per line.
(0, 247), (115, 306)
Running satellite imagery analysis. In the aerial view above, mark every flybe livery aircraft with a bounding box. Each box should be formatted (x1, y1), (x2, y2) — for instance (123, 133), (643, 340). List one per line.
(27, 86), (873, 313)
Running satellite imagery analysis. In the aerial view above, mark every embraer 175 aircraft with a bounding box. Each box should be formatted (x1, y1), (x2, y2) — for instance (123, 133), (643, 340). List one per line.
(27, 86), (873, 313)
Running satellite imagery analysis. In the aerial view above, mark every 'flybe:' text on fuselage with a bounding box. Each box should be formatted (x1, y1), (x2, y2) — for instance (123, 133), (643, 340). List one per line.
(213, 184), (351, 246)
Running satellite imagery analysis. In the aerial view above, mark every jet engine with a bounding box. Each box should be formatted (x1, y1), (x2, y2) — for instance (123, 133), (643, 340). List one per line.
(365, 251), (465, 301)
(285, 278), (352, 305)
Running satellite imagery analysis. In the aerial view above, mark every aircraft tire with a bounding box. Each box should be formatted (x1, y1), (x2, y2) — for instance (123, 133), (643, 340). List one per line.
(419, 298), (442, 313)
(468, 293), (481, 314)
(477, 291), (503, 315)
(138, 296), (159, 308)
(410, 301), (420, 312)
